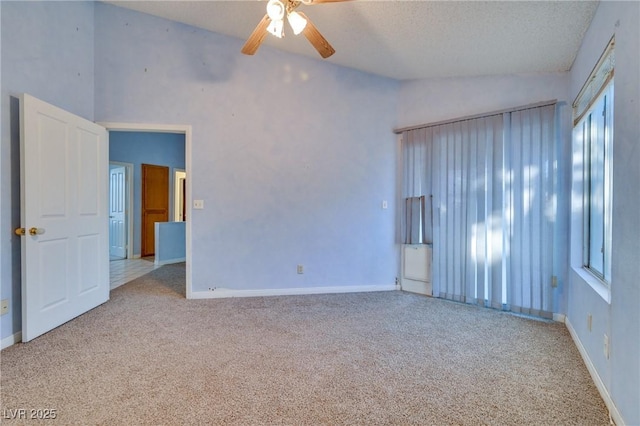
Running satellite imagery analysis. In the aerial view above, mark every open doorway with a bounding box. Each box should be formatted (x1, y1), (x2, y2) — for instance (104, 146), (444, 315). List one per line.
(102, 122), (192, 298)
(174, 169), (187, 222)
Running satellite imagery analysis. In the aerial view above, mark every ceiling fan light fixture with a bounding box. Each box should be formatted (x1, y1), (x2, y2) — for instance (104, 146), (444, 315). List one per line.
(266, 0), (285, 21)
(287, 11), (307, 35)
(267, 18), (284, 38)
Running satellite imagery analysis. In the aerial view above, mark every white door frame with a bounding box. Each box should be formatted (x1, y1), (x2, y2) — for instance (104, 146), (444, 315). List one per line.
(109, 161), (134, 260)
(100, 122), (192, 298)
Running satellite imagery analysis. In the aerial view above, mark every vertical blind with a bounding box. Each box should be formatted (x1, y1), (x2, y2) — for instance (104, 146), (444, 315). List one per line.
(401, 103), (556, 318)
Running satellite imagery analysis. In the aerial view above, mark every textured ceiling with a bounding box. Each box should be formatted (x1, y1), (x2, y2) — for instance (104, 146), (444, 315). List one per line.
(104, 0), (599, 81)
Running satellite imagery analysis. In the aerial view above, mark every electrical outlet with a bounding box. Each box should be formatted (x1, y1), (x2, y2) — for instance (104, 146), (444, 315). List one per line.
(297, 264), (304, 274)
(193, 199), (204, 209)
(587, 314), (592, 332)
(604, 334), (609, 359)
(0, 299), (9, 316)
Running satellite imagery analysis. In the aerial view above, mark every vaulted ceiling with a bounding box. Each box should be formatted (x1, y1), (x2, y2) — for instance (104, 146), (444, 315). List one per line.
(104, 0), (599, 81)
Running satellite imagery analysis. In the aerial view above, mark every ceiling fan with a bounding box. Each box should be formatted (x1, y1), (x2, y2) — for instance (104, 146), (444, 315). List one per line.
(241, 0), (349, 59)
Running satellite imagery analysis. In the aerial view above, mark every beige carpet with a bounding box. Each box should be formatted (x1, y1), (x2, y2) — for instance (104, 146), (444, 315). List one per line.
(1, 264), (609, 425)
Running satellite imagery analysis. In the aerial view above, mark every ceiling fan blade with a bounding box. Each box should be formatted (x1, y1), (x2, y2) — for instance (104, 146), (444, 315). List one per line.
(241, 14), (271, 55)
(297, 12), (335, 58)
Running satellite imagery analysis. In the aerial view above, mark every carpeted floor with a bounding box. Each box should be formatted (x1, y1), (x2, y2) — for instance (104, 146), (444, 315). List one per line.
(1, 263), (609, 425)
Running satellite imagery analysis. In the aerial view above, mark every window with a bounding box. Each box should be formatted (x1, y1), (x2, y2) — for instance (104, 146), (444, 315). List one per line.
(404, 196), (427, 244)
(573, 38), (614, 284)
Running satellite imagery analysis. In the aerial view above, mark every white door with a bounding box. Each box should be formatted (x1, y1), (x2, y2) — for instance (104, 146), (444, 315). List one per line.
(109, 165), (127, 259)
(19, 94), (109, 342)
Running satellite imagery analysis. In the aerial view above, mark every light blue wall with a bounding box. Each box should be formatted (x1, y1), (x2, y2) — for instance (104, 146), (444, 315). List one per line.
(155, 222), (186, 265)
(0, 0), (3, 343)
(398, 73), (571, 130)
(567, 2), (640, 424)
(0, 1), (95, 342)
(109, 131), (185, 256)
(94, 3), (400, 293)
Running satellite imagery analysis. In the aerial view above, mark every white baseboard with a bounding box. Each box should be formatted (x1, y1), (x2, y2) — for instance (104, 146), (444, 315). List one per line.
(565, 317), (623, 425)
(190, 284), (397, 299)
(1, 332), (22, 350)
(401, 279), (432, 296)
(154, 257), (186, 266)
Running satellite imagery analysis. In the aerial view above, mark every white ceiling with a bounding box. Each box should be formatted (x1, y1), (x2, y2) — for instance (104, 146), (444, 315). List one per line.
(104, 0), (599, 81)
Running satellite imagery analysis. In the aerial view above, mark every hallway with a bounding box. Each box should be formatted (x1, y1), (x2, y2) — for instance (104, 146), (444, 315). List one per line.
(109, 257), (159, 290)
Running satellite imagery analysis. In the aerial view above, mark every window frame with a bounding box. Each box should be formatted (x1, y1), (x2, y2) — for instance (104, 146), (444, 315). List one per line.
(579, 83), (614, 284)
(572, 37), (615, 289)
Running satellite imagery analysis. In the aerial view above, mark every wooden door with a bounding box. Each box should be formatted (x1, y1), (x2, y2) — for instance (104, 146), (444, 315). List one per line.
(141, 164), (169, 257)
(20, 94), (109, 342)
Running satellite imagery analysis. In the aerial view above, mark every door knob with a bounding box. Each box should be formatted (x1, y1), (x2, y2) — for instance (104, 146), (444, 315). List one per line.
(29, 227), (45, 236)
(15, 228), (26, 236)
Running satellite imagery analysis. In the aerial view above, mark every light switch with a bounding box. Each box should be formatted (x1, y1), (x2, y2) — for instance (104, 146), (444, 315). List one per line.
(382, 200), (388, 209)
(193, 199), (204, 209)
